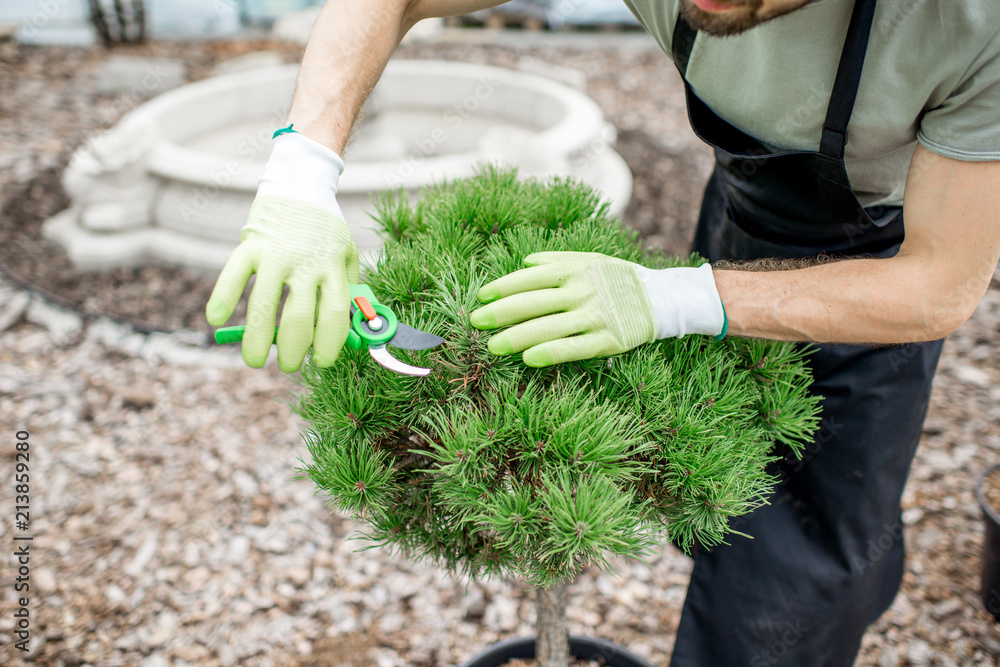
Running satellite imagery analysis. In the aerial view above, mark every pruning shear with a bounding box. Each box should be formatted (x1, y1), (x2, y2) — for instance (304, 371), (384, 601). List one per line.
(213, 284), (445, 376)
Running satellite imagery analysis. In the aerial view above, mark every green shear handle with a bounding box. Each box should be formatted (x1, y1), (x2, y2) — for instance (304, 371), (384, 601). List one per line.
(213, 284), (443, 376)
(214, 284), (393, 349)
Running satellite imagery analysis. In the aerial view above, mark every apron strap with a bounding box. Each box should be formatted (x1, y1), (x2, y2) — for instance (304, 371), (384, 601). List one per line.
(670, 0), (878, 159)
(820, 0), (878, 159)
(671, 11), (698, 78)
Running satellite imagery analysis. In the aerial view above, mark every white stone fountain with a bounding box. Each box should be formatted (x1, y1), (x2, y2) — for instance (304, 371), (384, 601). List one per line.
(43, 59), (633, 275)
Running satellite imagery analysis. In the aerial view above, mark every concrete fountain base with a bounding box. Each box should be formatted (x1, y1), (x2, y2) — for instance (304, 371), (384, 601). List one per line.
(44, 59), (633, 275)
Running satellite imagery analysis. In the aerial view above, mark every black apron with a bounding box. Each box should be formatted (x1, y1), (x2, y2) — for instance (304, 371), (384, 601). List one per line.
(667, 1), (945, 665)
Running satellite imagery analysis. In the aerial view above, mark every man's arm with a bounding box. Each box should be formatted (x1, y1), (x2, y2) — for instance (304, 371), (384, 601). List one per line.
(207, 0), (507, 372)
(712, 144), (1000, 344)
(287, 0), (508, 154)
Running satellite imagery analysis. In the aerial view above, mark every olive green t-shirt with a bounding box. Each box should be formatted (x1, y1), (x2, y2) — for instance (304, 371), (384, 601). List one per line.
(621, 0), (1000, 206)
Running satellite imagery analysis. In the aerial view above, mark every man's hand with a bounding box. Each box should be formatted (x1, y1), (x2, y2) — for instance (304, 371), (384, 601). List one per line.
(205, 131), (359, 373)
(469, 252), (726, 367)
(203, 0), (511, 372)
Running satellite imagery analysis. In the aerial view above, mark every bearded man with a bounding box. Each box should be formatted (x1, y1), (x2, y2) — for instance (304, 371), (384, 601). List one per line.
(206, 1), (1000, 664)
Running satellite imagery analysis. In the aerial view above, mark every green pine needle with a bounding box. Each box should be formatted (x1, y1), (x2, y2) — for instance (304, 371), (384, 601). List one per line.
(294, 165), (822, 586)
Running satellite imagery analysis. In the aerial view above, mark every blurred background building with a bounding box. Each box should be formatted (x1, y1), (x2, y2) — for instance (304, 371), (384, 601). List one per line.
(0, 0), (637, 45)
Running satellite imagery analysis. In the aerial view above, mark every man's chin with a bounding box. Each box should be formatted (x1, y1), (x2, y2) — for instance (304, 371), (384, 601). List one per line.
(678, 0), (759, 37)
(678, 0), (803, 38)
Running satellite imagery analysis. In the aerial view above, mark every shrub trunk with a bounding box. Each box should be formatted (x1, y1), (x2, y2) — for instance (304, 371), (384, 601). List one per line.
(536, 581), (570, 666)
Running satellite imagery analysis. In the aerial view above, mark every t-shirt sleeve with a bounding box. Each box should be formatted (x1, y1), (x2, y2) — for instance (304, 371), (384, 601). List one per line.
(918, 28), (1000, 162)
(619, 0), (677, 61)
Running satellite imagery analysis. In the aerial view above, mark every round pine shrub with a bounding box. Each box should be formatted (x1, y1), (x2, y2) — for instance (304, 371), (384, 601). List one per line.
(293, 165), (821, 587)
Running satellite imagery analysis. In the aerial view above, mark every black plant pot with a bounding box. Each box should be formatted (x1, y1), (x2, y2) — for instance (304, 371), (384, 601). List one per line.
(458, 635), (654, 667)
(977, 463), (1000, 621)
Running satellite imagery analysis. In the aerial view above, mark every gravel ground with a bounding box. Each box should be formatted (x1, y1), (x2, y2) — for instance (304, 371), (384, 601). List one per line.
(1, 29), (1000, 667)
(0, 33), (709, 336)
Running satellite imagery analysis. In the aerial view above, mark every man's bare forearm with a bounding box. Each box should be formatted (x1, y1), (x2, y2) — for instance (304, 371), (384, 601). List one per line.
(712, 256), (975, 344)
(286, 0), (410, 154)
(287, 0), (507, 154)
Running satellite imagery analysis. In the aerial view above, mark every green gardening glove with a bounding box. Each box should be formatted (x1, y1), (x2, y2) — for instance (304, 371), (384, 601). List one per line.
(469, 251), (727, 367)
(205, 129), (359, 372)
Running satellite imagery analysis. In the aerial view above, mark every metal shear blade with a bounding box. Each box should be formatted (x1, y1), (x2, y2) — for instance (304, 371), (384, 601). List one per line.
(389, 323), (446, 351)
(212, 283), (446, 377)
(368, 345), (432, 377)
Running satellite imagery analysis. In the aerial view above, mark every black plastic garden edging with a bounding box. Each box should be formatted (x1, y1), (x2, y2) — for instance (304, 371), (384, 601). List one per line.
(977, 463), (1000, 621)
(458, 635), (654, 667)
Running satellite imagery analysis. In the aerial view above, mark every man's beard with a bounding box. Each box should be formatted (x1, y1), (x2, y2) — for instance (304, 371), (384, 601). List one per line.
(678, 0), (809, 38)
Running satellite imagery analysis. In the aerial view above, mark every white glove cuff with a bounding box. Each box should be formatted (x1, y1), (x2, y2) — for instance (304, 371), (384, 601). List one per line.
(257, 131), (345, 217)
(634, 263), (726, 339)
